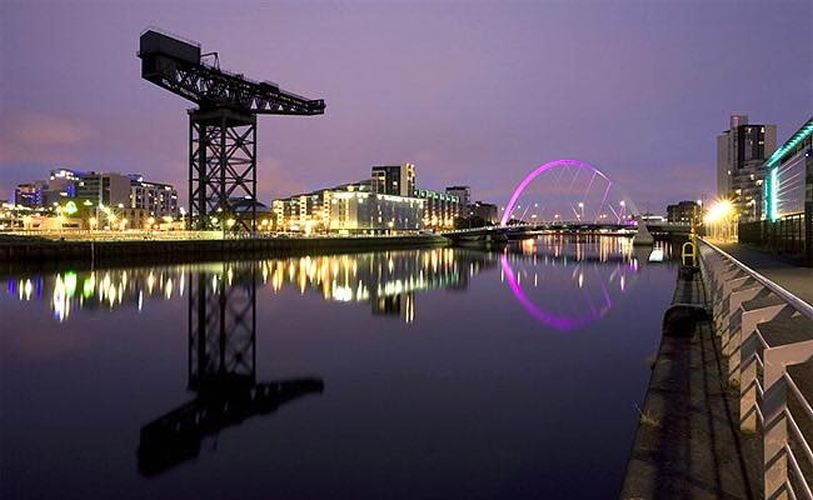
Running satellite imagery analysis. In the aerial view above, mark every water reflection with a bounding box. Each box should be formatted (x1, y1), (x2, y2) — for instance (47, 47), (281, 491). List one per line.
(3, 248), (499, 324)
(2, 238), (674, 330)
(139, 262), (324, 476)
(0, 239), (678, 497)
(501, 235), (672, 331)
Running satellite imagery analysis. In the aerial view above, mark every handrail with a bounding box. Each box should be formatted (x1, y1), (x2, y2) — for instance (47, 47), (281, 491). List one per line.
(786, 410), (813, 481)
(786, 375), (813, 425)
(785, 442), (812, 500)
(698, 238), (813, 321)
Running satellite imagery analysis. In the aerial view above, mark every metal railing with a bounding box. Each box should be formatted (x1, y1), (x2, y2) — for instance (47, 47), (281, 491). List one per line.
(698, 237), (812, 499)
(701, 238), (813, 320)
(739, 213), (808, 260)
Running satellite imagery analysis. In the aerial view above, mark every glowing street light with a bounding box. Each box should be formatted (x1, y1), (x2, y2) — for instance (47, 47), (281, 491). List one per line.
(703, 198), (737, 242)
(703, 199), (735, 224)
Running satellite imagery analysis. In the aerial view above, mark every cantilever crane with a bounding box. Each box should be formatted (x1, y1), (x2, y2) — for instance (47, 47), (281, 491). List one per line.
(138, 29), (325, 232)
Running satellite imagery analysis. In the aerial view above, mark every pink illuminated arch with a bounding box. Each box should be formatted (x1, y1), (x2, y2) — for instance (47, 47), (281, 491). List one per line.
(500, 159), (613, 226)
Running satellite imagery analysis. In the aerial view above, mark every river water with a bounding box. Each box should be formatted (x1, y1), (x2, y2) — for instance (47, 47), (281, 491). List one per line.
(1, 235), (677, 499)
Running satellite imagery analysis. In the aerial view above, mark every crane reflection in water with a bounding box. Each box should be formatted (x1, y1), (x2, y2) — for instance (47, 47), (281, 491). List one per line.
(138, 261), (324, 476)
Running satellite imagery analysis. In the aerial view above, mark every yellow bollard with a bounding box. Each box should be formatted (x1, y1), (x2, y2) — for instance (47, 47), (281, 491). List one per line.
(681, 241), (697, 267)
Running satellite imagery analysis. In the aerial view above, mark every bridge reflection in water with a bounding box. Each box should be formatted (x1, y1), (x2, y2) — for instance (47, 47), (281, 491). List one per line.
(500, 234), (673, 331)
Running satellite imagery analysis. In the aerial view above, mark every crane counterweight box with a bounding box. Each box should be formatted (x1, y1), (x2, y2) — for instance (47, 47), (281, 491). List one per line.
(139, 30), (201, 64)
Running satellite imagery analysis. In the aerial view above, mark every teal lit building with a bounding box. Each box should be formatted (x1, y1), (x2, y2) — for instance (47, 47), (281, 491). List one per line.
(763, 117), (813, 222)
(745, 116), (813, 265)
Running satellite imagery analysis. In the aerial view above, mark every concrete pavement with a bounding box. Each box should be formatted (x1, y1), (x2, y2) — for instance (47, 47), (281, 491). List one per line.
(714, 243), (813, 307)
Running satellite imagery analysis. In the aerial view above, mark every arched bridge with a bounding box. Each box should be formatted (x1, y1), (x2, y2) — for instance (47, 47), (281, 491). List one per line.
(445, 159), (691, 243)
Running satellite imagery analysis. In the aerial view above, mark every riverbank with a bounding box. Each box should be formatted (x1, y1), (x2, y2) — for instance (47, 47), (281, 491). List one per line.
(0, 234), (450, 269)
(620, 259), (762, 498)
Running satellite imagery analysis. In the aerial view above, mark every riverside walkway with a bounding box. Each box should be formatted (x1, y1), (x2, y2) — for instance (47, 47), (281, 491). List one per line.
(622, 239), (812, 499)
(713, 242), (813, 306)
(621, 258), (761, 499)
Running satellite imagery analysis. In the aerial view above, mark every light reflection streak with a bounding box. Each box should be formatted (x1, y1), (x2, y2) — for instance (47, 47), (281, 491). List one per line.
(3, 249), (497, 324)
(500, 234), (658, 331)
(2, 237), (669, 328)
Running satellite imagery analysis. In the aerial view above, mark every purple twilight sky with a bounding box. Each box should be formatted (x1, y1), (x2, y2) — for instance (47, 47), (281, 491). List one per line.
(1, 0), (811, 212)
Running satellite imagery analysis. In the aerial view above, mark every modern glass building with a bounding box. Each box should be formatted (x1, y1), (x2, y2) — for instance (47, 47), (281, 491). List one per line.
(763, 116), (813, 222)
(739, 116), (813, 265)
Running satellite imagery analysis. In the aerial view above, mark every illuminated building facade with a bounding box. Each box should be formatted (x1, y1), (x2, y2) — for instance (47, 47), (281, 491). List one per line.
(329, 191), (424, 234)
(13, 181), (47, 208)
(763, 116), (813, 222)
(735, 117), (813, 264)
(271, 164), (489, 233)
(13, 168), (178, 216)
(272, 179), (424, 234)
(272, 190), (332, 233)
(414, 188), (460, 230)
(128, 175), (179, 217)
(716, 115), (777, 221)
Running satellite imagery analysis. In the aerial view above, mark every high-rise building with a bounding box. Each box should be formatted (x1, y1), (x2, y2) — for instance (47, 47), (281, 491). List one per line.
(445, 186), (471, 208)
(371, 164), (416, 197)
(716, 115), (777, 221)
